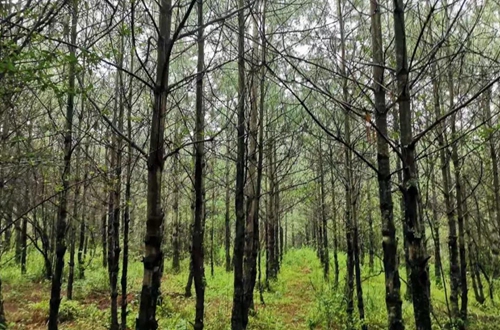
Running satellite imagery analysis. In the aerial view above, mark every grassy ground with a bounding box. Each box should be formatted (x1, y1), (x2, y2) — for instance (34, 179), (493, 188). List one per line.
(1, 248), (500, 329)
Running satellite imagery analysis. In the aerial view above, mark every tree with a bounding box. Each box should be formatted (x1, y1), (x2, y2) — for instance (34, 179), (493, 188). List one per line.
(48, 1), (78, 327)
(230, 0), (247, 326)
(370, 0), (404, 328)
(392, 0), (431, 328)
(191, 0), (206, 327)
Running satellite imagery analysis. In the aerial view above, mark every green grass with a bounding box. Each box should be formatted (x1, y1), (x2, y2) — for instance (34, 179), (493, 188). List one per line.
(1, 247), (499, 329)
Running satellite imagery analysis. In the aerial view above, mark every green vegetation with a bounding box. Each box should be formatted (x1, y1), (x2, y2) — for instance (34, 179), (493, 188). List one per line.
(2, 249), (499, 329)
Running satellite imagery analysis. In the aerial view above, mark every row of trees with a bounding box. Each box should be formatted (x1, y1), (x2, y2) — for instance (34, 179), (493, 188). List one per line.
(1, 0), (500, 329)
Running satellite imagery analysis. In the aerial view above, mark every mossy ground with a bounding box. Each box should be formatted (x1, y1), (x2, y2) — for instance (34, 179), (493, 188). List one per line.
(1, 248), (499, 329)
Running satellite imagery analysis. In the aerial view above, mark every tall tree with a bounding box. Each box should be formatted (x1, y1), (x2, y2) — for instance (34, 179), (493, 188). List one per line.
(231, 0), (247, 326)
(136, 0), (172, 327)
(370, 0), (404, 328)
(48, 0), (78, 328)
(392, 0), (431, 328)
(337, 0), (355, 320)
(191, 0), (206, 327)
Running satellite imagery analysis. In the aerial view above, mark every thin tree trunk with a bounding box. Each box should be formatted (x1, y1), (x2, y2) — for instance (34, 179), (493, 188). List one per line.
(121, 44), (134, 330)
(318, 139), (329, 279)
(192, 0), (206, 326)
(172, 148), (181, 273)
(77, 68), (88, 280)
(338, 0), (354, 319)
(430, 168), (442, 287)
(224, 148), (231, 272)
(353, 203), (366, 330)
(48, 1), (77, 328)
(101, 205), (107, 268)
(432, 47), (459, 317)
(329, 146), (339, 287)
(392, 1), (431, 328)
(108, 33), (125, 329)
(449, 69), (467, 327)
(67, 159), (80, 300)
(231, 0), (246, 326)
(367, 185), (374, 270)
(20, 210), (27, 274)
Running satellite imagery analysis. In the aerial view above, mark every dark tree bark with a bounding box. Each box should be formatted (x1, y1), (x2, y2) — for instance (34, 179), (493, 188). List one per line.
(370, 1), (404, 324)
(108, 33), (125, 329)
(121, 47), (134, 330)
(48, 1), (77, 328)
(191, 0), (206, 327)
(353, 204), (367, 330)
(210, 185), (215, 278)
(224, 148), (231, 272)
(230, 0), (246, 326)
(67, 164), (80, 300)
(136, 0), (176, 327)
(172, 132), (181, 273)
(185, 262), (194, 298)
(242, 5), (266, 320)
(392, 1), (432, 328)
(329, 146), (339, 287)
(318, 139), (329, 279)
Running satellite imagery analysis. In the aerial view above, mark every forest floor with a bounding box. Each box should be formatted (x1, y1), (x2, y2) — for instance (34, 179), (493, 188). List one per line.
(2, 248), (500, 329)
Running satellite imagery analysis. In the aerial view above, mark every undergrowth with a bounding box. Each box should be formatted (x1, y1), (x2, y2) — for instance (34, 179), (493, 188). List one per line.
(0, 247), (499, 329)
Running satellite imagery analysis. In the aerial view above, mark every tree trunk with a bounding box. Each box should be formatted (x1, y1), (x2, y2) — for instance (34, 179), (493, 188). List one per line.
(353, 201), (366, 329)
(337, 0), (354, 319)
(230, 0), (246, 326)
(318, 139), (329, 279)
(108, 33), (125, 329)
(192, 0), (206, 327)
(224, 147), (231, 272)
(136, 0), (174, 327)
(329, 146), (340, 287)
(48, 1), (77, 328)
(484, 79), (500, 260)
(121, 45), (134, 330)
(370, 1), (404, 327)
(172, 127), (181, 273)
(448, 67), (467, 327)
(367, 186), (374, 270)
(102, 203), (107, 268)
(392, 1), (432, 328)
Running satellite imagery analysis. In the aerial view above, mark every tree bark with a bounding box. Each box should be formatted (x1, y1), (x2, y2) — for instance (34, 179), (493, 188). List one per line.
(392, 1), (432, 328)
(370, 2), (404, 327)
(108, 32), (125, 329)
(172, 126), (181, 273)
(318, 139), (329, 279)
(448, 66), (467, 327)
(230, 0), (246, 326)
(224, 146), (231, 272)
(192, 0), (206, 327)
(48, 1), (77, 328)
(337, 0), (354, 319)
(329, 146), (339, 287)
(136, 0), (174, 327)
(430, 168), (442, 287)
